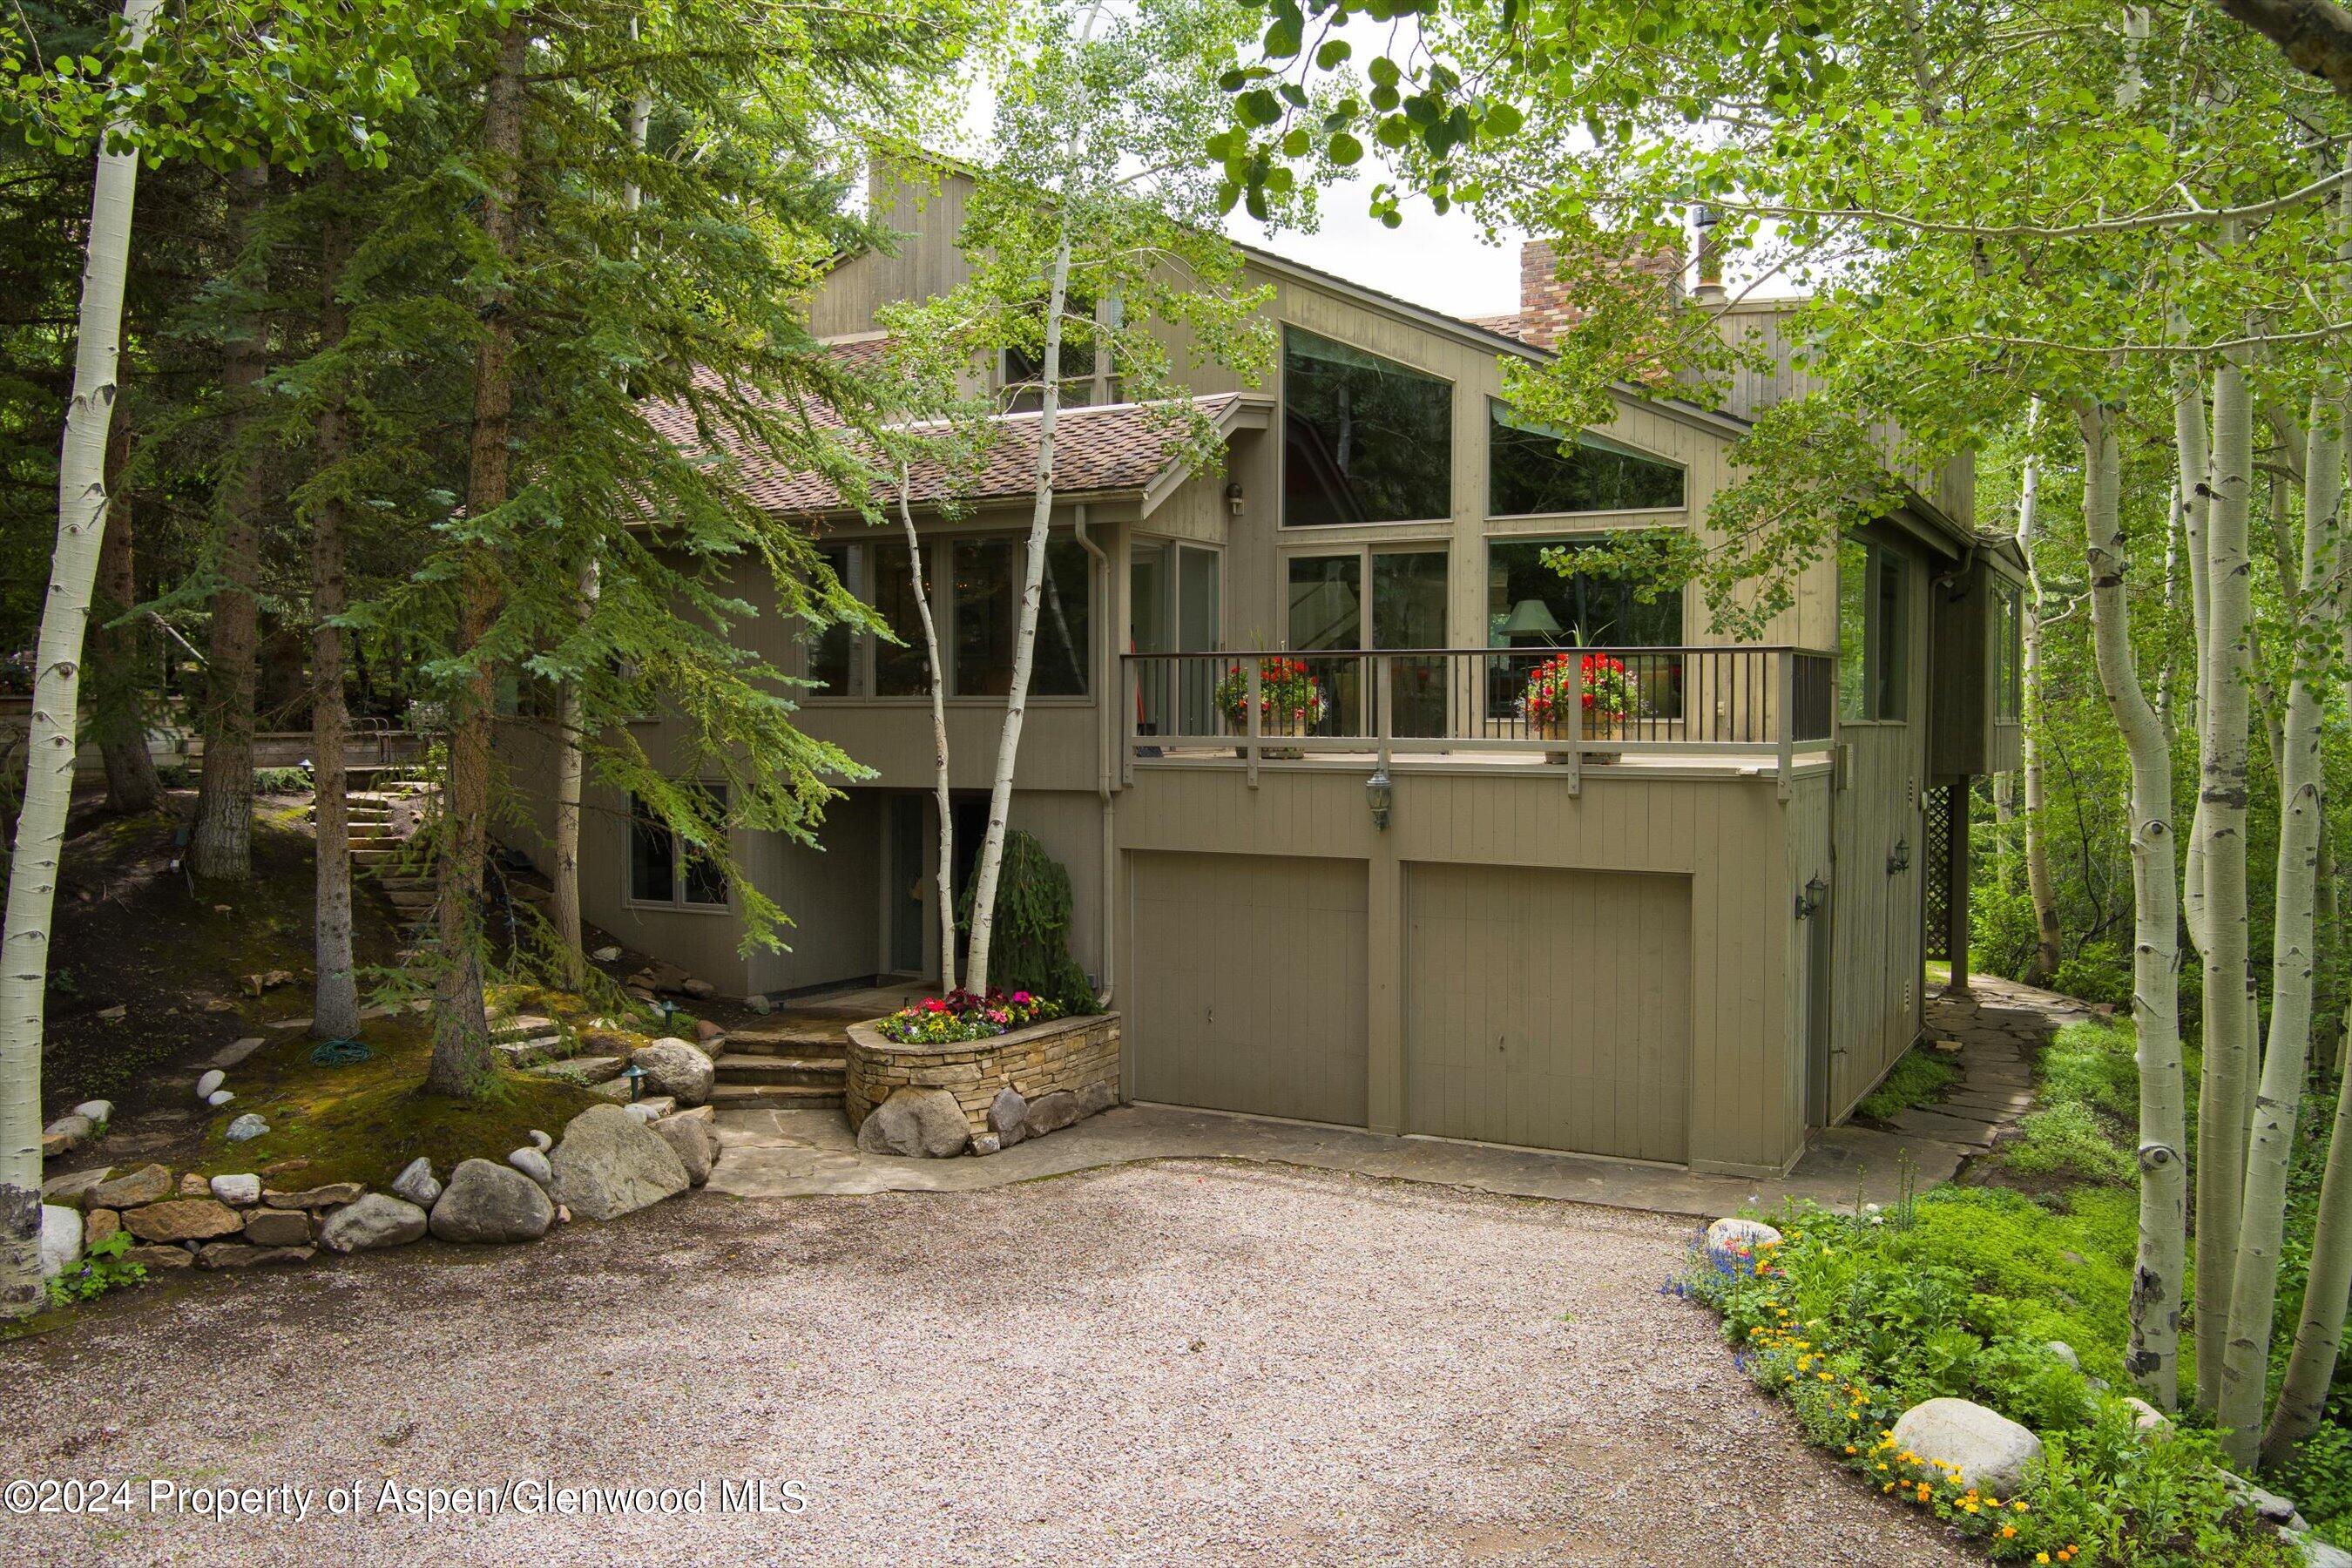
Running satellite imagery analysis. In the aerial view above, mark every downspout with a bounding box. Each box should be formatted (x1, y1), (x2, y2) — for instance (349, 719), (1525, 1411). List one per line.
(1074, 503), (1116, 1009)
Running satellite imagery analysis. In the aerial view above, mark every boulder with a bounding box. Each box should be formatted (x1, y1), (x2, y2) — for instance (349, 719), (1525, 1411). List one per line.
(744, 994), (772, 1015)
(178, 1172), (211, 1196)
(1703, 1217), (1784, 1273)
(429, 1159), (555, 1244)
(549, 1105), (690, 1220)
(224, 1114), (269, 1143)
(43, 1114), (96, 1154)
(1888, 1398), (2044, 1497)
(680, 977), (716, 1000)
(264, 1182), (366, 1210)
(241, 1208), (311, 1247)
(84, 1209), (119, 1247)
(970, 1132), (1002, 1157)
(2044, 1341), (2080, 1372)
(209, 1173), (262, 1206)
(859, 1087), (971, 1159)
(988, 1088), (1029, 1146)
(39, 1205), (83, 1278)
(71, 1099), (113, 1125)
(206, 1090), (235, 1108)
(623, 1096), (679, 1123)
(41, 1166), (113, 1206)
(125, 1244), (193, 1271)
(649, 1112), (718, 1186)
(88, 1164), (171, 1210)
(507, 1147), (553, 1187)
(195, 1069), (226, 1100)
(391, 1158), (442, 1208)
(1075, 1080), (1118, 1119)
(590, 944), (622, 963)
(123, 1199), (245, 1244)
(196, 1242), (313, 1270)
(2304, 1540), (2352, 1568)
(1023, 1091), (1082, 1139)
(694, 1017), (724, 1045)
(632, 1039), (714, 1106)
(539, 1055), (625, 1087)
(319, 1194), (429, 1253)
(2122, 1396), (2170, 1435)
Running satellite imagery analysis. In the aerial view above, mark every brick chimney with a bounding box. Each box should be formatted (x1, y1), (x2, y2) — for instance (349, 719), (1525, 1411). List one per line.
(1508, 234), (1686, 349)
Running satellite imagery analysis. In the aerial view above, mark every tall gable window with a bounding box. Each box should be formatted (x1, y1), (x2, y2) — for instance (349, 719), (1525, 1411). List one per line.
(1282, 327), (1452, 526)
(1838, 534), (1908, 721)
(1489, 401), (1684, 516)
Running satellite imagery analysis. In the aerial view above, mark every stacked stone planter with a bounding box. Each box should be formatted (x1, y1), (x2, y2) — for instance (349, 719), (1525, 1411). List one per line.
(846, 1012), (1120, 1146)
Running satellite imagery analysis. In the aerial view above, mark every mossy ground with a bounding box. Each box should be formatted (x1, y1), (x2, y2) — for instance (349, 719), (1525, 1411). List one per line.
(1855, 1044), (1963, 1121)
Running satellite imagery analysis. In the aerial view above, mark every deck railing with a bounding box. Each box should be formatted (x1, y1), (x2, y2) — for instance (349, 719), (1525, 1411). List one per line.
(1124, 645), (1837, 796)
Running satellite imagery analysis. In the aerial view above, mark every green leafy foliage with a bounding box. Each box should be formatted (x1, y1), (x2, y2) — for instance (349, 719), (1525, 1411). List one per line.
(1855, 1046), (1962, 1122)
(1686, 1200), (2294, 1565)
(44, 1229), (144, 1306)
(956, 829), (1095, 1014)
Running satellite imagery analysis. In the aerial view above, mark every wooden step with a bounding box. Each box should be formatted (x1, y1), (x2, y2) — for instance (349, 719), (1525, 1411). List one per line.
(713, 1053), (844, 1087)
(709, 1082), (842, 1110)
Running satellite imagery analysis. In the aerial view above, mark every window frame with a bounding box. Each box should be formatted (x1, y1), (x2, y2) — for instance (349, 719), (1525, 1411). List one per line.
(625, 786), (733, 915)
(1837, 533), (1910, 725)
(1278, 323), (1456, 530)
(1992, 578), (2024, 722)
(1484, 399), (1687, 520)
(801, 527), (1096, 705)
(1482, 533), (1686, 652)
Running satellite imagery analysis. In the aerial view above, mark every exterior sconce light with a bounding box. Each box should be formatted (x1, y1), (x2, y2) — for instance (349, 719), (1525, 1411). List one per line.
(1887, 838), (1910, 875)
(1364, 767), (1394, 830)
(1795, 875), (1827, 920)
(1225, 480), (1245, 515)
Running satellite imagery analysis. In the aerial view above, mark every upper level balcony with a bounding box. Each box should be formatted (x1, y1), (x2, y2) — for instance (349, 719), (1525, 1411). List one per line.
(1122, 645), (1838, 796)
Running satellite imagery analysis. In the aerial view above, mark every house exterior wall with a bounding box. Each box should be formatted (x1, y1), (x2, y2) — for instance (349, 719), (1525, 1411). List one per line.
(1114, 762), (1817, 1176)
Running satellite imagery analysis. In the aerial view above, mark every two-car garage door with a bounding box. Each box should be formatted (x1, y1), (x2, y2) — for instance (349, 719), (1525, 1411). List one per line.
(1128, 852), (1690, 1162)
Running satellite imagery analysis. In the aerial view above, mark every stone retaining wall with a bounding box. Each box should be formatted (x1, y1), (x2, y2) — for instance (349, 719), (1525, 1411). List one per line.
(845, 1013), (1121, 1135)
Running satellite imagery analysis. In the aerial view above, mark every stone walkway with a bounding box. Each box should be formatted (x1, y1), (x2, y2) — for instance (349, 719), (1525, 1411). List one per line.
(711, 975), (2089, 1219)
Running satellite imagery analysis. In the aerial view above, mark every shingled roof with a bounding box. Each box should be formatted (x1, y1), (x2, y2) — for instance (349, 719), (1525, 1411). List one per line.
(639, 344), (1247, 518)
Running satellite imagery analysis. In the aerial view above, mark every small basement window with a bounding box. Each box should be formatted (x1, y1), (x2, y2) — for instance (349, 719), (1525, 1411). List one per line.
(629, 787), (730, 909)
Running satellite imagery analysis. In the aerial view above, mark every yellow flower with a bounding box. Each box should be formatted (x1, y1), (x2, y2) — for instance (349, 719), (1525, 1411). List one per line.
(1844, 1445), (1858, 1455)
(2037, 1555), (2050, 1565)
(2012, 1502), (2030, 1513)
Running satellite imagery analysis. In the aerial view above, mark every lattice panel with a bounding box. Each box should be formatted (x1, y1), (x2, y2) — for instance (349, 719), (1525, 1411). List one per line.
(1922, 782), (1954, 962)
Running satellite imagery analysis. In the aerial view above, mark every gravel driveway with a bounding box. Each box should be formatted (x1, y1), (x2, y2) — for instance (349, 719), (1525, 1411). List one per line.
(1, 1162), (1970, 1566)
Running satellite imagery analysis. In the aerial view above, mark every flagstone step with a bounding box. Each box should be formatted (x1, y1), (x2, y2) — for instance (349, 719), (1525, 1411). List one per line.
(713, 1053), (844, 1088)
(708, 1081), (842, 1111)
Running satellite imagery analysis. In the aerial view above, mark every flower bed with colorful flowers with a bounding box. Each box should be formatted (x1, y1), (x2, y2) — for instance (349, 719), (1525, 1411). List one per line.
(1212, 656), (1328, 733)
(877, 988), (1063, 1046)
(1520, 650), (1637, 733)
(1675, 1198), (2296, 1566)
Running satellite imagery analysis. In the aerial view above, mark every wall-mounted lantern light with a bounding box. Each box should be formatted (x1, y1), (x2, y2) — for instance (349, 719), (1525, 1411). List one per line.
(1795, 875), (1827, 920)
(1364, 767), (1394, 830)
(1887, 838), (1910, 875)
(1225, 480), (1246, 516)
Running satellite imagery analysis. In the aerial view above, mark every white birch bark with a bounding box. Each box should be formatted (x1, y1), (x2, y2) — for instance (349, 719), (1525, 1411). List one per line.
(2076, 399), (2188, 1410)
(2016, 402), (2062, 983)
(0, 0), (164, 1320)
(2217, 378), (2340, 1468)
(897, 473), (956, 991)
(2194, 346), (2256, 1415)
(2178, 363), (2213, 951)
(963, 225), (1073, 996)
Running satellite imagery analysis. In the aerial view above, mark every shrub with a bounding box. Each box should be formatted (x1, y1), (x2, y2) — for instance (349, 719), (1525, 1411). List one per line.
(44, 1230), (146, 1306)
(253, 764), (313, 793)
(958, 828), (1094, 1013)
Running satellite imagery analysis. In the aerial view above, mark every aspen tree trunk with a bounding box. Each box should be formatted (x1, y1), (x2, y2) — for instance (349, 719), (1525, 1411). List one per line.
(94, 422), (160, 814)
(308, 206), (361, 1041)
(2218, 384), (2339, 1467)
(2195, 349), (2257, 1414)
(550, 71), (647, 965)
(899, 474), (956, 991)
(2157, 483), (2184, 743)
(963, 226), (1074, 996)
(2017, 402), (2062, 983)
(0, 0), (165, 1321)
(2077, 399), (2188, 1409)
(427, 18), (530, 1097)
(1994, 771), (2015, 896)
(191, 164), (271, 882)
(2179, 366), (2213, 953)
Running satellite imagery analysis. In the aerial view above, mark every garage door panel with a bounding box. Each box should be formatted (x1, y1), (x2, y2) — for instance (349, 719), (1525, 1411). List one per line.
(1132, 851), (1367, 1127)
(1406, 863), (1690, 1163)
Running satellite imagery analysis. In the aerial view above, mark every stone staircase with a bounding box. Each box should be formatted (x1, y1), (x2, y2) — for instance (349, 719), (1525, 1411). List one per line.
(710, 1016), (852, 1112)
(341, 788), (433, 930)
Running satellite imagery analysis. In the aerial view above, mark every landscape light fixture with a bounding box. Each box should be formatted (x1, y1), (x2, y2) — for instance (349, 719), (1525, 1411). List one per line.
(620, 1062), (648, 1102)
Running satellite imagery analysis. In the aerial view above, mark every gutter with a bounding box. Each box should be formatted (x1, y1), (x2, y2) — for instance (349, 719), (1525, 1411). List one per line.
(1072, 503), (1116, 1010)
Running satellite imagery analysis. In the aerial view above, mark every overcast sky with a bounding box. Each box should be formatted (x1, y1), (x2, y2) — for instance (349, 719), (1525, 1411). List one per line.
(1224, 174), (1527, 321)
